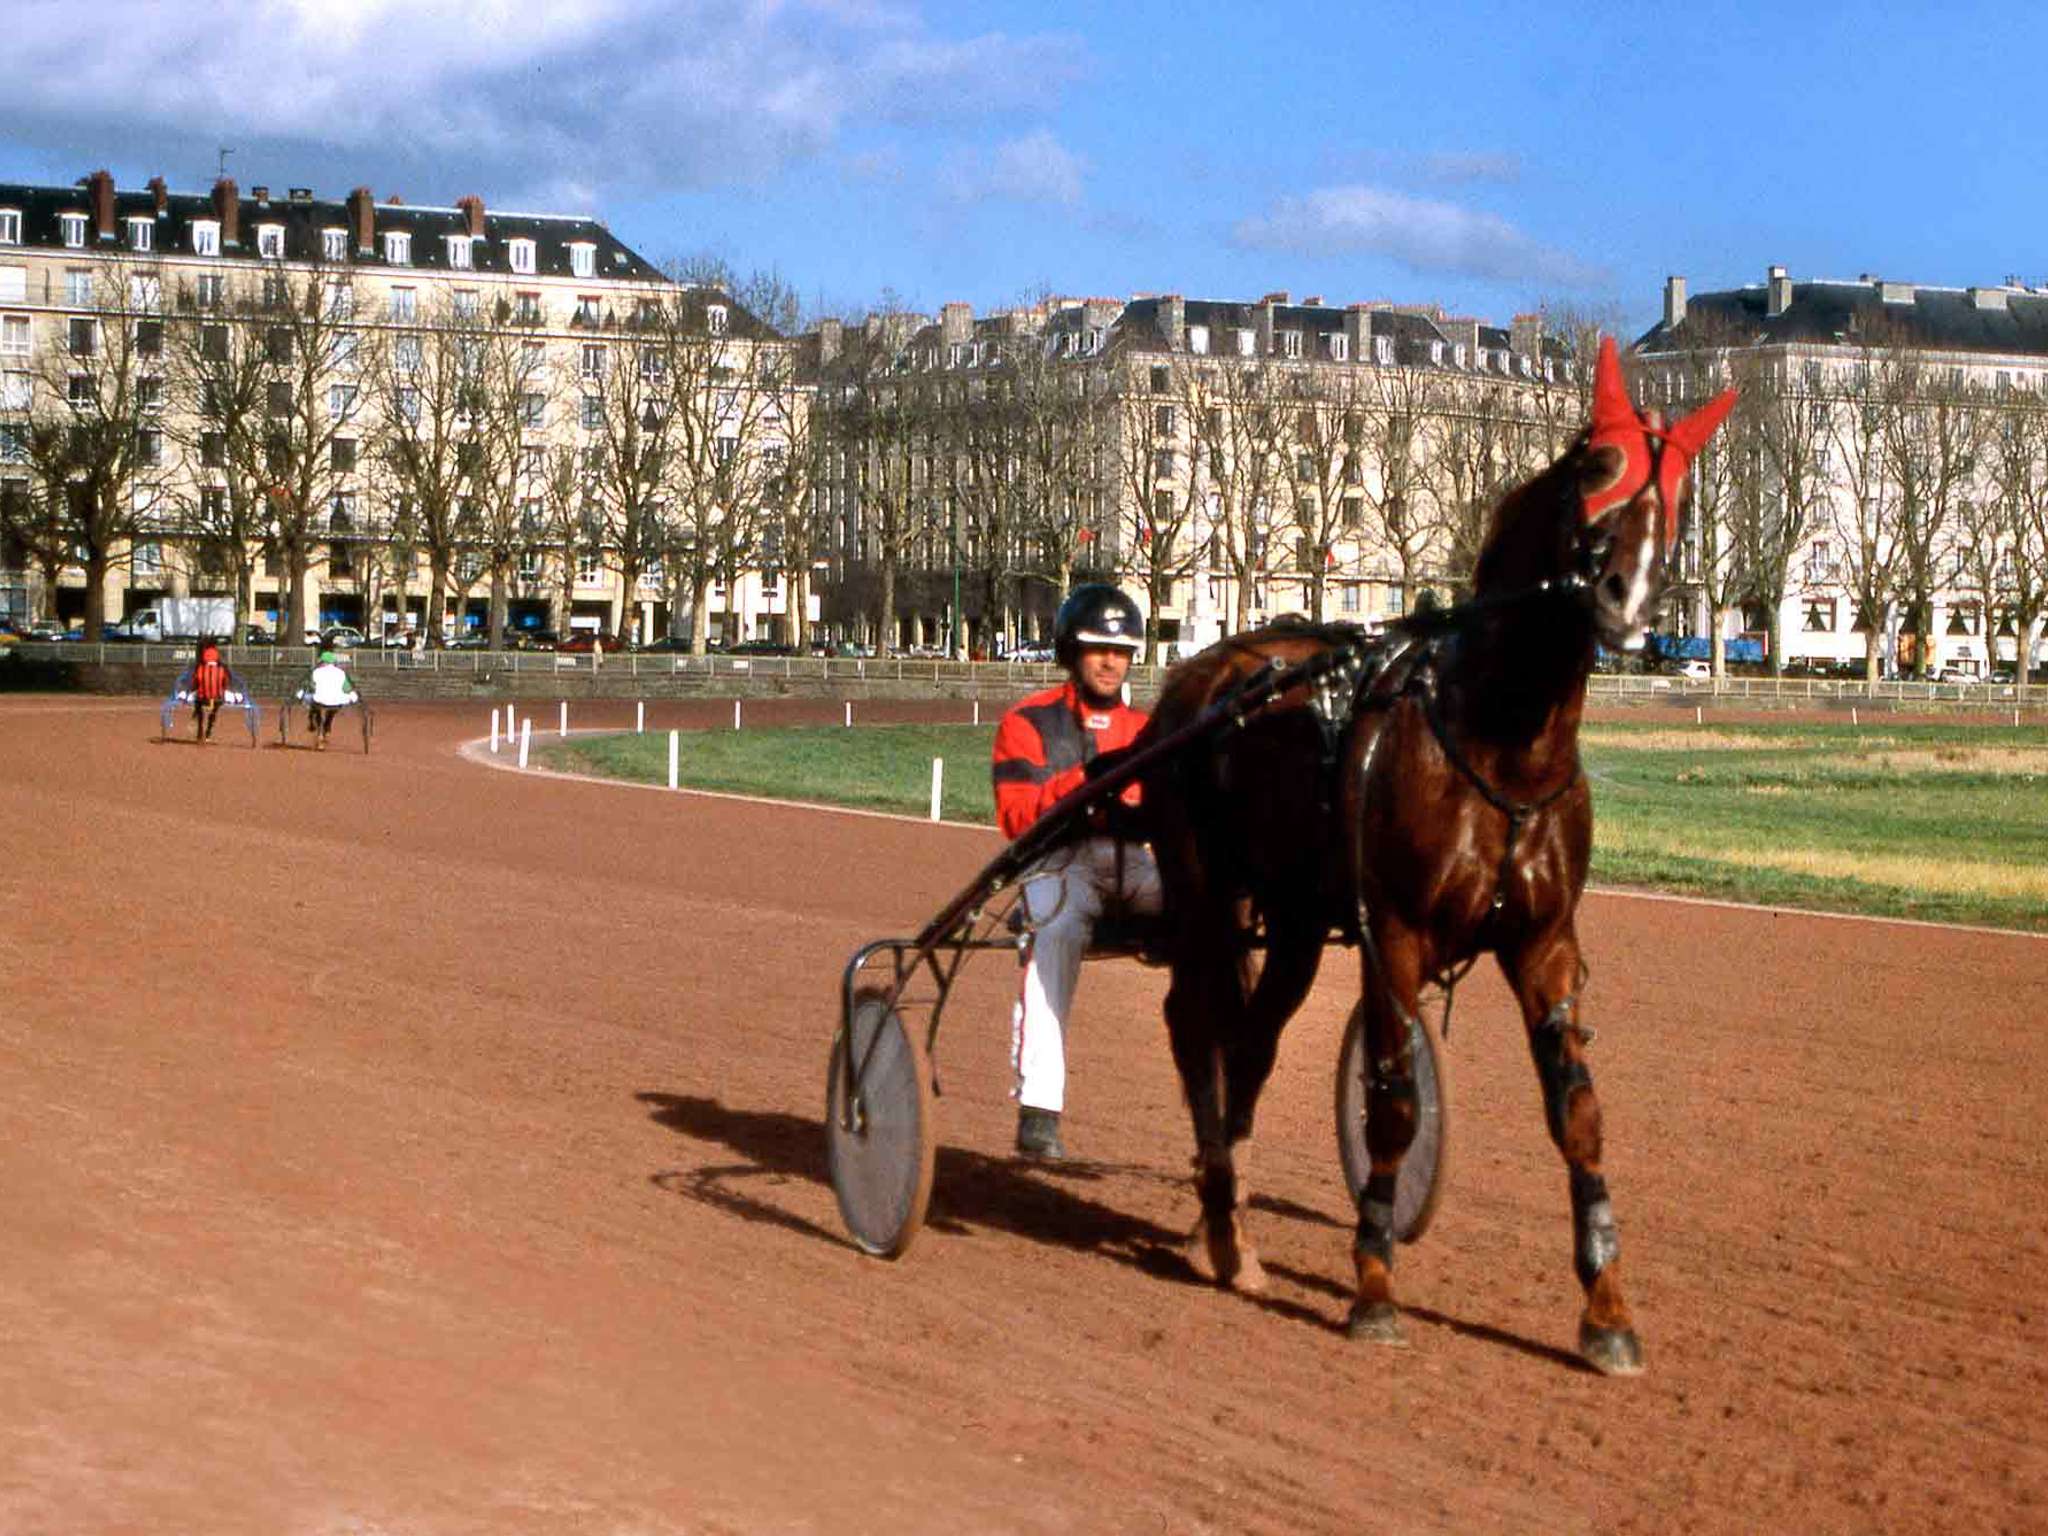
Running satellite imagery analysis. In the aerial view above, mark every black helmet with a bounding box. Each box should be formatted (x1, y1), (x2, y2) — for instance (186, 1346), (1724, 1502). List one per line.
(1053, 583), (1144, 667)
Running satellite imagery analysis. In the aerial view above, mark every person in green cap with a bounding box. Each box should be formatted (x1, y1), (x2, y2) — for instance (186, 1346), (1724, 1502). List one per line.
(301, 647), (360, 751)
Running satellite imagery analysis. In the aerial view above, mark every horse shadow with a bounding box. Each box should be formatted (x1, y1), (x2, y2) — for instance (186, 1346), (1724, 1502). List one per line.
(635, 1089), (1579, 1368)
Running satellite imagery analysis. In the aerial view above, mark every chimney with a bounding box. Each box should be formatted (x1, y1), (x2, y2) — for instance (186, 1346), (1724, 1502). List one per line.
(1344, 303), (1371, 362)
(1510, 311), (1544, 356)
(1767, 265), (1792, 318)
(88, 169), (116, 240)
(252, 185), (269, 205)
(817, 317), (842, 366)
(1259, 290), (1290, 305)
(1159, 294), (1185, 352)
(346, 186), (375, 254)
(456, 194), (485, 238)
(1255, 294), (1279, 354)
(212, 177), (241, 247)
(147, 176), (167, 216)
(939, 301), (973, 346)
(1663, 275), (1687, 329)
(1302, 295), (1322, 307)
(287, 186), (313, 204)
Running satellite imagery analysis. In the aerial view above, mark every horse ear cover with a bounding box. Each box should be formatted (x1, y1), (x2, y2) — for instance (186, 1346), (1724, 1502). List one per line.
(1583, 336), (1737, 543)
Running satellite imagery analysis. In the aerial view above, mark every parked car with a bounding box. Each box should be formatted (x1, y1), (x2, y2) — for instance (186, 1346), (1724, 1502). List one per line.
(640, 635), (694, 653)
(726, 639), (799, 656)
(1675, 659), (1712, 682)
(555, 631), (629, 653)
(446, 632), (490, 649)
(1008, 643), (1056, 663)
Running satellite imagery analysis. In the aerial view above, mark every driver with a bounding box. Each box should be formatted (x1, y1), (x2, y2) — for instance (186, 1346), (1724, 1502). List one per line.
(180, 637), (238, 743)
(302, 648), (360, 751)
(992, 583), (1161, 1161)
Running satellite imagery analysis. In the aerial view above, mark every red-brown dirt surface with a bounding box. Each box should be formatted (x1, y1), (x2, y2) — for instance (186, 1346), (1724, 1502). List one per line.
(3, 695), (2044, 1534)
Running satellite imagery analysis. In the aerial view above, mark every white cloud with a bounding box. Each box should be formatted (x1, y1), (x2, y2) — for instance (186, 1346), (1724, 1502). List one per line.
(941, 129), (1084, 207)
(1232, 184), (1605, 288)
(0, 0), (1081, 204)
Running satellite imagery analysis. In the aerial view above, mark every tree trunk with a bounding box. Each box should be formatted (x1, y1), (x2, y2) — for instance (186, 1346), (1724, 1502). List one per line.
(1710, 615), (1727, 678)
(235, 565), (254, 640)
(82, 551), (110, 641)
(878, 559), (897, 659)
(426, 554), (450, 647)
(689, 574), (714, 655)
(487, 566), (508, 650)
(286, 545), (311, 645)
(1766, 610), (1784, 678)
(1864, 627), (1884, 685)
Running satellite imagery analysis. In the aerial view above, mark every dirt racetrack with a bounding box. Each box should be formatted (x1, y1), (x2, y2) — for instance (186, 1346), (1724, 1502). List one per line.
(2, 695), (2044, 1535)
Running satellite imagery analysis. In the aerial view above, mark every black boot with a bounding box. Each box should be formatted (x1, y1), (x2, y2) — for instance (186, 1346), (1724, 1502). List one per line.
(1016, 1107), (1066, 1161)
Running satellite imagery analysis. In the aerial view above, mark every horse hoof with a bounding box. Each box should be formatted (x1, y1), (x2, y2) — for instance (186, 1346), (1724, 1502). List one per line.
(1184, 1217), (1218, 1283)
(1346, 1301), (1407, 1346)
(1579, 1322), (1645, 1377)
(1227, 1246), (1268, 1297)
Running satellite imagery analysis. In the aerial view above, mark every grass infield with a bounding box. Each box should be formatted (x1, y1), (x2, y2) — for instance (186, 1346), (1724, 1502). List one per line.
(539, 719), (2048, 934)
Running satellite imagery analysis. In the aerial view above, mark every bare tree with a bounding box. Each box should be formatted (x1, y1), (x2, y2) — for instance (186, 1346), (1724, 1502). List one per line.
(1732, 350), (1832, 675)
(1978, 400), (2048, 685)
(1107, 355), (1203, 662)
(1882, 355), (1989, 679)
(817, 312), (929, 656)
(574, 301), (677, 644)
(1422, 378), (1522, 597)
(1185, 355), (1288, 632)
(1826, 341), (1906, 682)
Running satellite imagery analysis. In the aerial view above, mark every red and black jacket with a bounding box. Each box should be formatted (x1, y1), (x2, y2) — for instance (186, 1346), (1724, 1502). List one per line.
(192, 650), (230, 703)
(991, 680), (1148, 840)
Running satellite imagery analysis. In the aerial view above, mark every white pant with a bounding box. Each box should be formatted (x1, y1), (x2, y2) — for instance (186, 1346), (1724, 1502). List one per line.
(1011, 837), (1162, 1113)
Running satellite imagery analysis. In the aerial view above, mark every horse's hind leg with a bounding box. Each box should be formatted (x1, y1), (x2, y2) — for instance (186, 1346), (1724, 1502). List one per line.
(1164, 917), (1265, 1294)
(1505, 927), (1644, 1376)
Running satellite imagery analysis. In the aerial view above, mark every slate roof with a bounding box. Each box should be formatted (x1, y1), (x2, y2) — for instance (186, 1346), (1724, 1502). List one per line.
(0, 176), (664, 285)
(1636, 278), (2048, 359)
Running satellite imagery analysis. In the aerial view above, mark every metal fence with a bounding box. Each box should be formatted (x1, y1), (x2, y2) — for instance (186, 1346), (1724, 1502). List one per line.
(6, 640), (2040, 708)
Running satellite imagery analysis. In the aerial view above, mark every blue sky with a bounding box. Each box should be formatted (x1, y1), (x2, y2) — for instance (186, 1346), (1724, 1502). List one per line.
(1, 0), (2035, 331)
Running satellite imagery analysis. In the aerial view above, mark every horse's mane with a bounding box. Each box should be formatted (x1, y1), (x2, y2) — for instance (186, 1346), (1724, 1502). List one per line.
(1470, 437), (1589, 599)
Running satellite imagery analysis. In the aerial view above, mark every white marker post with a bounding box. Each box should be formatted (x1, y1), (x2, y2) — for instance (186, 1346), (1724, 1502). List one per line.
(1852, 706), (1859, 727)
(668, 729), (679, 790)
(845, 700), (852, 728)
(929, 756), (944, 822)
(518, 716), (532, 769)
(504, 704), (516, 741)
(973, 699), (980, 726)
(733, 698), (742, 731)
(490, 707), (500, 753)
(636, 700), (645, 734)
(559, 700), (568, 738)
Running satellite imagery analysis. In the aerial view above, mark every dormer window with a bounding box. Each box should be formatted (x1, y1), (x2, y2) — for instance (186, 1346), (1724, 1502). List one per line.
(1188, 323), (1209, 355)
(383, 230), (411, 264)
(127, 217), (153, 252)
(568, 242), (596, 279)
(321, 228), (347, 262)
(191, 220), (220, 256)
(708, 304), (728, 336)
(1280, 330), (1302, 359)
(1374, 335), (1393, 365)
(445, 235), (473, 270)
(60, 213), (87, 248)
(257, 224), (284, 259)
(509, 238), (536, 275)
(0, 210), (20, 245)
(1328, 334), (1349, 362)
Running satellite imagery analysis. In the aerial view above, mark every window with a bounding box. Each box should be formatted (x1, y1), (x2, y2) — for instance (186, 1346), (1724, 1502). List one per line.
(0, 210), (19, 244)
(0, 371), (30, 411)
(0, 314), (27, 356)
(327, 437), (355, 472)
(1281, 330), (1303, 359)
(0, 425), (24, 460)
(265, 433), (289, 474)
(1188, 324), (1210, 355)
(328, 384), (358, 417)
(580, 343), (607, 379)
(68, 374), (96, 405)
(326, 281), (354, 319)
(1152, 448), (1174, 479)
(581, 394), (602, 429)
(383, 231), (411, 264)
(1149, 365), (1170, 392)
(574, 294), (602, 327)
(1374, 336), (1393, 366)
(515, 291), (541, 325)
(266, 327), (292, 364)
(191, 220), (219, 256)
(200, 323), (228, 361)
(446, 235), (473, 270)
(334, 331), (358, 373)
(389, 287), (417, 323)
(639, 346), (665, 382)
(715, 435), (738, 466)
(257, 224), (284, 259)
(1329, 334), (1349, 362)
(1340, 583), (1361, 613)
(519, 546), (543, 581)
(200, 431), (224, 467)
(127, 217), (153, 252)
(396, 386), (420, 425)
(60, 212), (87, 247)
(135, 428), (162, 467)
(66, 269), (94, 306)
(68, 317), (97, 356)
(196, 272), (225, 309)
(509, 238), (536, 275)
(1154, 404), (1175, 434)
(267, 381), (292, 415)
(138, 375), (162, 411)
(135, 319), (163, 358)
(577, 548), (602, 584)
(568, 242), (596, 278)
(128, 273), (162, 313)
(394, 333), (422, 372)
(521, 393), (545, 428)
(708, 304), (728, 336)
(1803, 599), (1837, 633)
(321, 228), (347, 262)
(1236, 328), (1256, 357)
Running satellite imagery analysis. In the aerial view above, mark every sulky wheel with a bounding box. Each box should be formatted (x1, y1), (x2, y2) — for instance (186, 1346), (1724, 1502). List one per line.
(1334, 999), (1448, 1244)
(826, 987), (936, 1258)
(359, 702), (374, 754)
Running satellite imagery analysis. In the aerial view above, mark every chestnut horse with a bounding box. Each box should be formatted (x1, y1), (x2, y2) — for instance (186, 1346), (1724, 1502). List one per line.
(1140, 339), (1734, 1374)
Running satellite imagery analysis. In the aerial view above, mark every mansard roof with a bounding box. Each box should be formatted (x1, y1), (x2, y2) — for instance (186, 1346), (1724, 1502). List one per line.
(1638, 275), (2048, 359)
(0, 176), (664, 284)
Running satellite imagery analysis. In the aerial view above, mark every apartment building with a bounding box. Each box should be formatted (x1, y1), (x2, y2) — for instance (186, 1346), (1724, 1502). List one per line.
(0, 169), (795, 645)
(1634, 266), (2048, 678)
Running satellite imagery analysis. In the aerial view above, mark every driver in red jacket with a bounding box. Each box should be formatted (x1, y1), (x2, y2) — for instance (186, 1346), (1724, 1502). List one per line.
(992, 584), (1161, 1161)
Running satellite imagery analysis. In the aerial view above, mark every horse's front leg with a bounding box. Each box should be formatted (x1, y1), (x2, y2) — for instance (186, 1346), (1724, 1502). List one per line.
(1347, 920), (1426, 1345)
(1505, 926), (1644, 1376)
